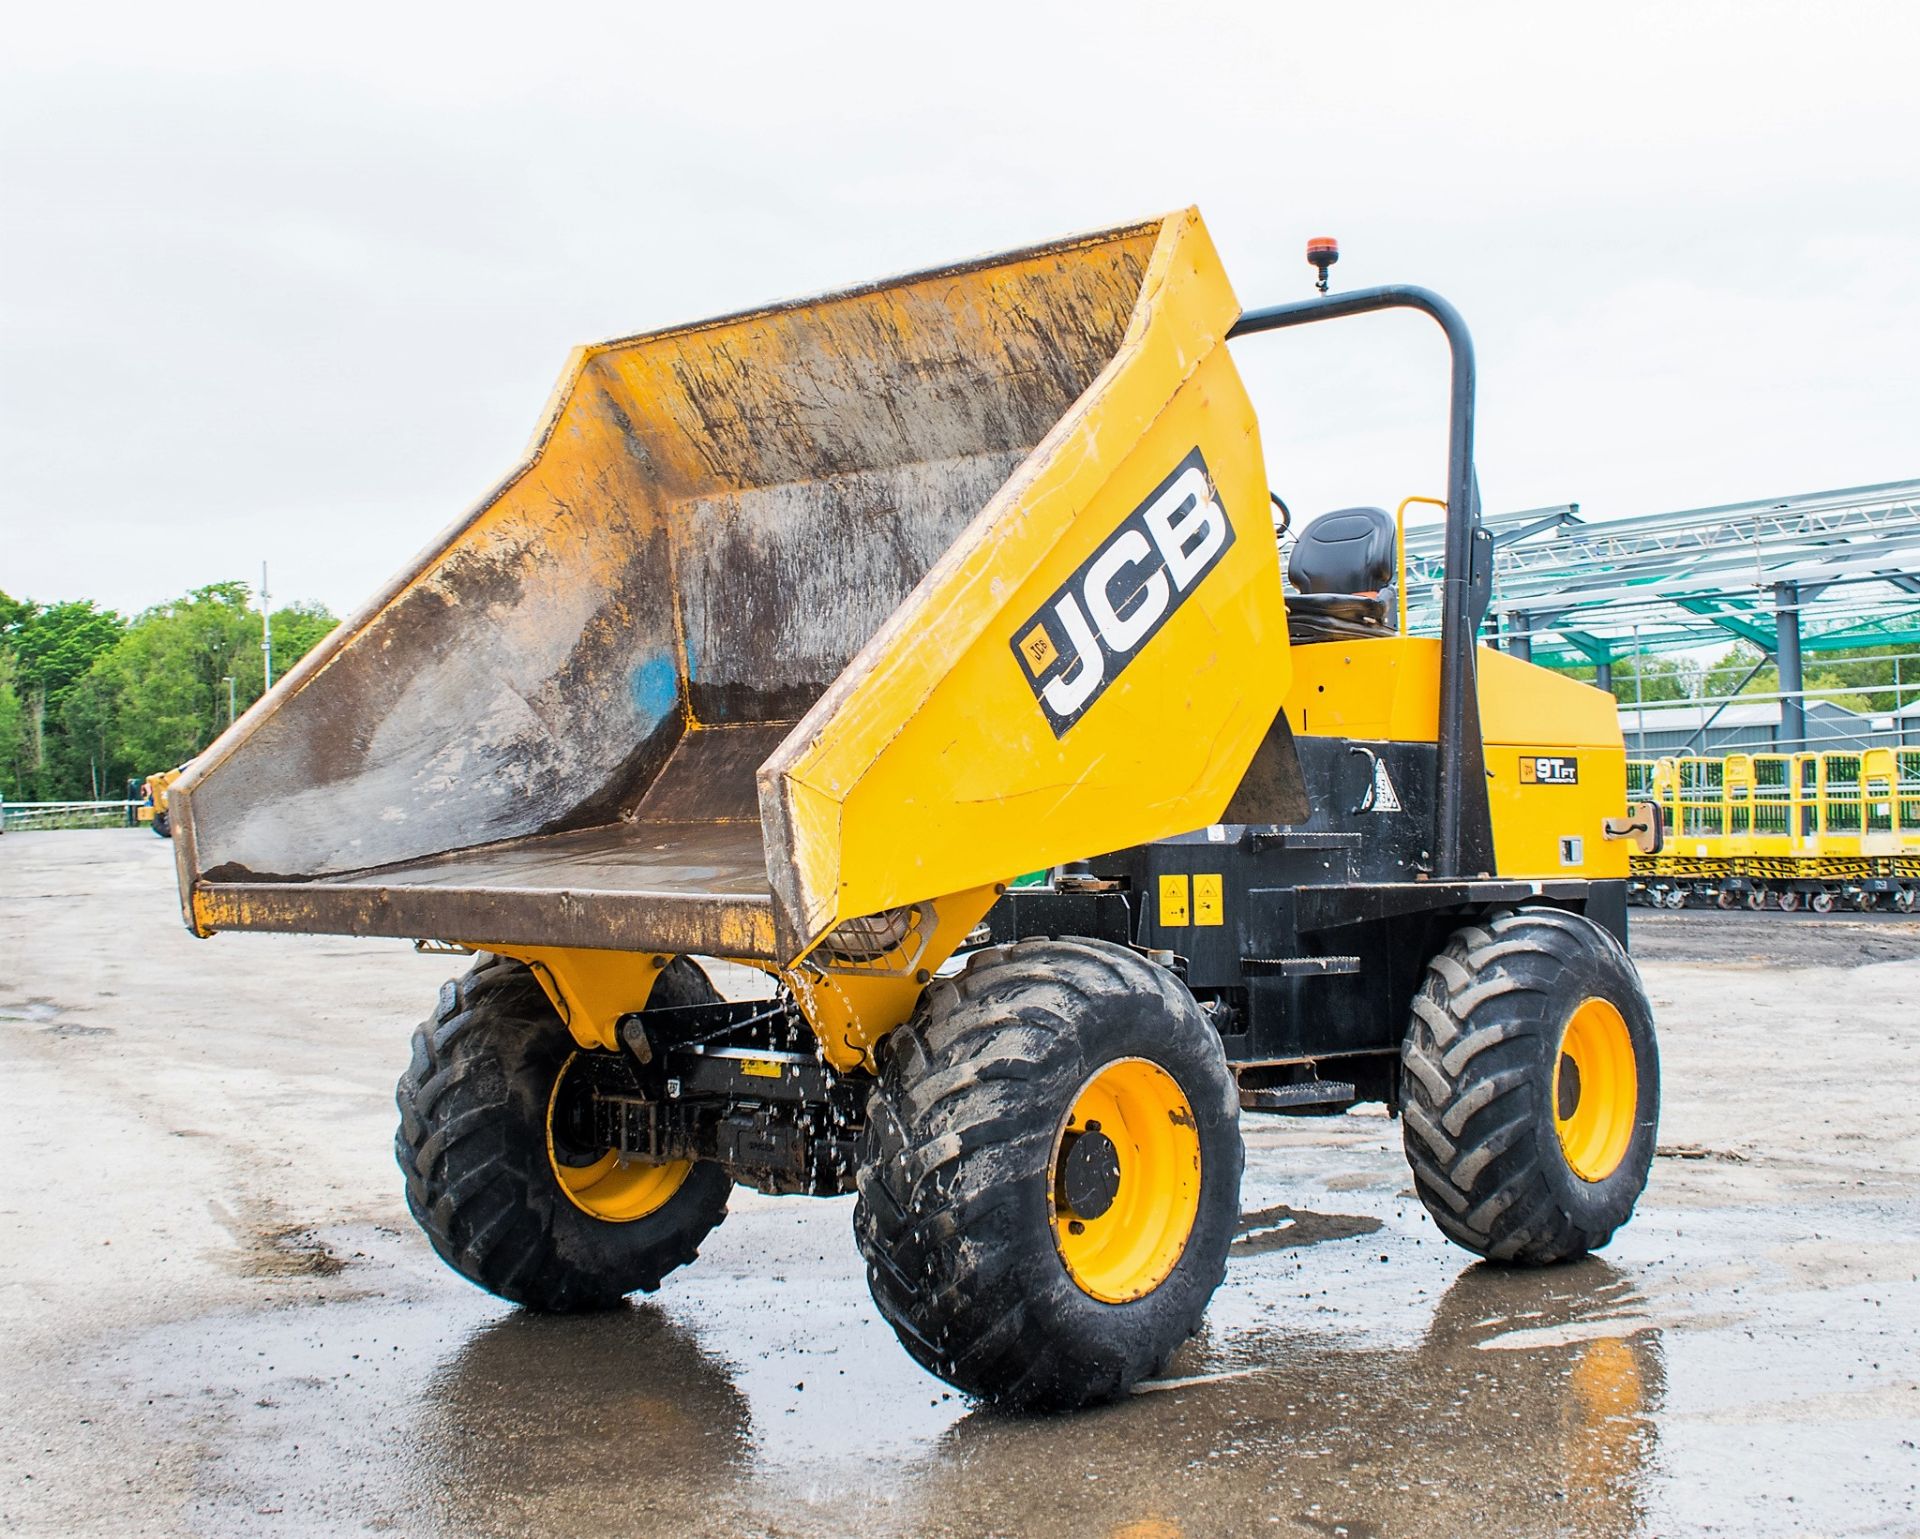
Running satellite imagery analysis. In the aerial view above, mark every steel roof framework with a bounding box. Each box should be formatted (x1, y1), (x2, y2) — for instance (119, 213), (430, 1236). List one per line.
(1395, 479), (1920, 668)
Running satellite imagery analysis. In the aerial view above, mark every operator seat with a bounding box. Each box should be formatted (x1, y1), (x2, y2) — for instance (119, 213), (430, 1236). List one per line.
(1285, 506), (1398, 643)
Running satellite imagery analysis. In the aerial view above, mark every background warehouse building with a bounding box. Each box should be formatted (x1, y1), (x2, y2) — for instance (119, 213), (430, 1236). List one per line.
(1617, 700), (1898, 758)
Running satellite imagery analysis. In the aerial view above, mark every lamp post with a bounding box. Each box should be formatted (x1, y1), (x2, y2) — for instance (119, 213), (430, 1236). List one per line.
(261, 561), (274, 692)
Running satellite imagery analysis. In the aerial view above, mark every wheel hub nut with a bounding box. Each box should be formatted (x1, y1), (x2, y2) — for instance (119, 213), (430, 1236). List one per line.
(1556, 1054), (1583, 1120)
(1057, 1125), (1122, 1221)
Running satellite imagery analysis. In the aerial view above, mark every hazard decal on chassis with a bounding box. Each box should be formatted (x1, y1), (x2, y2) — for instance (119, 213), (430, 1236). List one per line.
(1369, 758), (1402, 812)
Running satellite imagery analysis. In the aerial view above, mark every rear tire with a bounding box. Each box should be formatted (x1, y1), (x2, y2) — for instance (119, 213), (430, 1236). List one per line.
(395, 953), (730, 1311)
(1401, 909), (1659, 1265)
(854, 938), (1242, 1409)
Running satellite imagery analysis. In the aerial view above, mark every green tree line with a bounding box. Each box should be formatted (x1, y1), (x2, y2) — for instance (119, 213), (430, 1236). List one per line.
(0, 582), (337, 801)
(1561, 642), (1920, 713)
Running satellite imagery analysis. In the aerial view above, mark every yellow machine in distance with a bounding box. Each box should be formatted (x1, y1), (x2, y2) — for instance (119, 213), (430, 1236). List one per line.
(136, 765), (186, 838)
(169, 211), (1660, 1410)
(1630, 748), (1920, 911)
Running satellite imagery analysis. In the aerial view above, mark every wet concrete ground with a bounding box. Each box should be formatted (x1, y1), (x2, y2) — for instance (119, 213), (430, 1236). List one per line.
(2, 832), (1916, 1537)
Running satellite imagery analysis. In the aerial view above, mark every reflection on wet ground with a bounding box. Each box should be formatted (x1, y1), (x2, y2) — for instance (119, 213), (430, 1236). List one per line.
(16, 1089), (1918, 1538)
(911, 1261), (1662, 1539)
(425, 1307), (755, 1535)
(56, 1189), (1686, 1539)
(25, 1099), (1920, 1539)
(428, 1264), (1662, 1539)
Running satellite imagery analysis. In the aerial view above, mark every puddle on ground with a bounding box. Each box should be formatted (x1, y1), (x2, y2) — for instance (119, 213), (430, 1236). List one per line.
(207, 1198), (354, 1279)
(25, 1155), (1918, 1538)
(43, 1216), (1689, 1539)
(1231, 1203), (1385, 1256)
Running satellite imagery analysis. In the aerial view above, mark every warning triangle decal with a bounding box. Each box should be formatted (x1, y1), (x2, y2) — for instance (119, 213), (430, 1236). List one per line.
(1372, 759), (1402, 813)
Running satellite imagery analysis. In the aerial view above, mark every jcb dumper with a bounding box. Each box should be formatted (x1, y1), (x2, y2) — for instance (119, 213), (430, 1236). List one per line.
(137, 764), (186, 837)
(172, 210), (1661, 1409)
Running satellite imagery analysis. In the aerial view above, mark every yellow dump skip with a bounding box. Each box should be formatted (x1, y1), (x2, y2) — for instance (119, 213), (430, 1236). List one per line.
(175, 209), (1290, 966)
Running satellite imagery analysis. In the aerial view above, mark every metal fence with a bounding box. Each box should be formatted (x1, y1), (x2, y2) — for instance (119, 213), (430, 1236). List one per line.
(0, 800), (143, 832)
(1631, 748), (1920, 855)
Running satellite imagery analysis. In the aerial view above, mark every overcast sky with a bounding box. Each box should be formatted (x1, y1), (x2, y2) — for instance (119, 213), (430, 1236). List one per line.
(4, 1), (1917, 619)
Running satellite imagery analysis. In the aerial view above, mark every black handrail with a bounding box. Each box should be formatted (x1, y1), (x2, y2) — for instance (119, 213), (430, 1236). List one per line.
(1229, 285), (1496, 878)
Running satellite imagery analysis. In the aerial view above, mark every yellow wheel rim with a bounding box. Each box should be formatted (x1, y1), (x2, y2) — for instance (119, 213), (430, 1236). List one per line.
(1049, 1057), (1202, 1303)
(1554, 998), (1638, 1182)
(546, 1052), (691, 1222)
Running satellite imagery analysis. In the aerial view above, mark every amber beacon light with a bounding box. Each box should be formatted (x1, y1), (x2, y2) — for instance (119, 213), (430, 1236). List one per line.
(1307, 235), (1339, 293)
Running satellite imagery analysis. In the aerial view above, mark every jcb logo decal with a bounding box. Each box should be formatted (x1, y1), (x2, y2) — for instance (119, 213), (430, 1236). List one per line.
(1011, 448), (1234, 736)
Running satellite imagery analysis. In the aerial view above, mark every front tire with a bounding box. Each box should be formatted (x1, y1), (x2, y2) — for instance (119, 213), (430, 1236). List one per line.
(1401, 909), (1659, 1265)
(152, 811), (171, 838)
(855, 939), (1243, 1410)
(395, 953), (730, 1311)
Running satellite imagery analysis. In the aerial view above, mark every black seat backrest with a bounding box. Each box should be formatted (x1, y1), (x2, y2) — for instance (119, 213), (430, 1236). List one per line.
(1287, 506), (1397, 596)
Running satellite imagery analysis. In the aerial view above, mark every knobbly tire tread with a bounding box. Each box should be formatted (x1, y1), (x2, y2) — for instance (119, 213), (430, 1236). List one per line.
(854, 938), (1243, 1410)
(394, 953), (730, 1311)
(1401, 908), (1660, 1265)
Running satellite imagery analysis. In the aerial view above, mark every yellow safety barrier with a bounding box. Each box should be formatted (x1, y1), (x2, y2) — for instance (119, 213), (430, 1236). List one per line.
(1629, 749), (1920, 911)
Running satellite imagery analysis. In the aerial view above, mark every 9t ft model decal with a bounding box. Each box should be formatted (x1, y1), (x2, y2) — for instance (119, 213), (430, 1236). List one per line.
(1011, 448), (1235, 736)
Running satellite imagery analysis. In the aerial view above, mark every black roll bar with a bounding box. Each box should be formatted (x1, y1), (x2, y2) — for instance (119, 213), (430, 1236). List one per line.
(1229, 286), (1496, 878)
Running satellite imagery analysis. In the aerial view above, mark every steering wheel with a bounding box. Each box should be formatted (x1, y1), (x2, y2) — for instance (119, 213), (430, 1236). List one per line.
(1269, 491), (1292, 539)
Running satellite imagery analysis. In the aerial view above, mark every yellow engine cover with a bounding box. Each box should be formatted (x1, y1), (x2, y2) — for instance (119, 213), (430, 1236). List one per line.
(1284, 638), (1629, 879)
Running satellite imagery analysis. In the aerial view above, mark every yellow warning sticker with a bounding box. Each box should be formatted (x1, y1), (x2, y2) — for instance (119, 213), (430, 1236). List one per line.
(1194, 873), (1224, 926)
(1158, 873), (1190, 926)
(741, 1058), (783, 1079)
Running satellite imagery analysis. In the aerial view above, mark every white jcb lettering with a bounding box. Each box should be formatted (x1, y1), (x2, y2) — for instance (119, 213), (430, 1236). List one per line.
(1084, 528), (1170, 652)
(1144, 466), (1227, 590)
(1040, 594), (1105, 719)
(1012, 448), (1234, 735)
